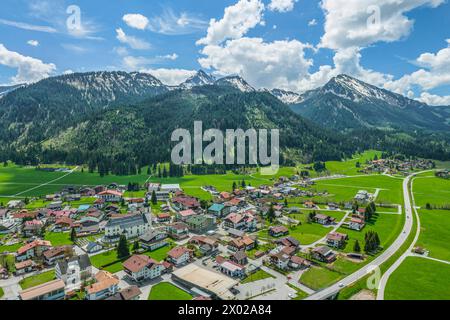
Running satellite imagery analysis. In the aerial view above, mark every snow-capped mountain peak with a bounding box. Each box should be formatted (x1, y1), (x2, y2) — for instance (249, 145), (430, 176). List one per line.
(270, 88), (304, 104)
(181, 70), (216, 89)
(215, 75), (255, 92)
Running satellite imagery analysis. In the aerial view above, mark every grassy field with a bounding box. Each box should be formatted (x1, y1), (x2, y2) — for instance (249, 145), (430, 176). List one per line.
(385, 257), (450, 300)
(413, 176), (450, 208)
(44, 232), (73, 246)
(258, 211), (346, 245)
(90, 249), (124, 273)
(19, 270), (56, 290)
(148, 282), (193, 300)
(143, 245), (172, 262)
(241, 269), (275, 284)
(0, 242), (23, 253)
(299, 266), (343, 290)
(336, 212), (404, 253)
(0, 286), (3, 298)
(415, 209), (450, 261)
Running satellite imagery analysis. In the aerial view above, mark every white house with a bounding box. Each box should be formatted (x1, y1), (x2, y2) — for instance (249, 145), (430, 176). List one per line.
(123, 255), (165, 282)
(55, 254), (92, 292)
(167, 247), (192, 266)
(85, 271), (120, 300)
(103, 213), (151, 243)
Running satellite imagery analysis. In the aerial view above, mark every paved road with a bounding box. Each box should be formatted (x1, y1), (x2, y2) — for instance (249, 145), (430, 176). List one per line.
(376, 171), (433, 300)
(305, 171), (423, 300)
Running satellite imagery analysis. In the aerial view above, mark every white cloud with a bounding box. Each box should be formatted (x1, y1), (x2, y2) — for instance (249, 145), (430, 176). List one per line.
(116, 28), (151, 50)
(27, 40), (40, 47)
(148, 9), (208, 35)
(308, 19), (317, 27)
(199, 37), (313, 90)
(418, 92), (450, 106)
(123, 14), (149, 30)
(61, 43), (89, 54)
(320, 0), (444, 50)
(113, 46), (129, 57)
(0, 18), (57, 33)
(159, 53), (179, 61)
(197, 0), (265, 46)
(268, 0), (296, 13)
(122, 56), (153, 70)
(140, 68), (197, 85)
(0, 44), (56, 84)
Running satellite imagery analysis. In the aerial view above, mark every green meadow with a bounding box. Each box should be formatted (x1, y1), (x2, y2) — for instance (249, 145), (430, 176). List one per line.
(385, 257), (450, 300)
(415, 210), (450, 261)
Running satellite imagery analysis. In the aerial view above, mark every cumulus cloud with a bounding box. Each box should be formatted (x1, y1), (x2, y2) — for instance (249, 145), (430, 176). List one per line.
(116, 28), (151, 50)
(199, 37), (313, 90)
(268, 0), (296, 13)
(0, 44), (56, 84)
(123, 14), (149, 30)
(159, 53), (178, 61)
(197, 0), (265, 45)
(320, 0), (444, 50)
(27, 40), (40, 47)
(418, 92), (450, 106)
(140, 68), (197, 85)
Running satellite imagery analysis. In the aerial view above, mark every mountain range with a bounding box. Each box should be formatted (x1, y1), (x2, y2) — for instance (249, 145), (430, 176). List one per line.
(0, 70), (449, 167)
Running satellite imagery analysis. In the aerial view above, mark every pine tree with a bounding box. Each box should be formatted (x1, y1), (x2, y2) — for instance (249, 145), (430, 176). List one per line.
(133, 241), (140, 252)
(232, 182), (237, 191)
(151, 190), (157, 205)
(117, 235), (130, 259)
(70, 228), (77, 242)
(284, 198), (288, 206)
(267, 204), (275, 223)
(354, 240), (361, 253)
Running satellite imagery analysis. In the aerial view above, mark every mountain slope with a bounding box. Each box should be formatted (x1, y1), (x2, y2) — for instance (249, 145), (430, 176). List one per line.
(0, 71), (168, 147)
(288, 74), (450, 132)
(214, 76), (256, 92)
(181, 70), (216, 89)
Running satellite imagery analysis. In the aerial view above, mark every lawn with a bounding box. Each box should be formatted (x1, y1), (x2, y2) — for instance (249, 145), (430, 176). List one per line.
(415, 209), (450, 261)
(336, 212), (403, 253)
(299, 266), (343, 290)
(0, 242), (23, 253)
(286, 283), (309, 300)
(143, 245), (172, 262)
(148, 282), (193, 300)
(413, 176), (450, 208)
(385, 257), (450, 300)
(90, 249), (124, 273)
(258, 211), (346, 245)
(241, 269), (275, 284)
(0, 286), (3, 298)
(19, 270), (56, 290)
(44, 232), (73, 246)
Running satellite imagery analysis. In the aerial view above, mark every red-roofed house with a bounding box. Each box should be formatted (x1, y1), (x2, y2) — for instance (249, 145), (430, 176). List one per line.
(123, 255), (165, 282)
(98, 190), (123, 202)
(176, 209), (197, 222)
(17, 240), (52, 262)
(167, 247), (192, 266)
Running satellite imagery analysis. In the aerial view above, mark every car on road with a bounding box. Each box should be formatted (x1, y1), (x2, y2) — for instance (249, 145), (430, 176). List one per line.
(338, 283), (344, 288)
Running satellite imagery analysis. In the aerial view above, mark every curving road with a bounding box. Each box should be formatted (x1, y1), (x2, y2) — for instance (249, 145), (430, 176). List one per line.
(305, 171), (423, 300)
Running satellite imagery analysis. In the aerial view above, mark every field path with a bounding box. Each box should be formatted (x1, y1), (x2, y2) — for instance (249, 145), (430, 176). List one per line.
(13, 166), (79, 197)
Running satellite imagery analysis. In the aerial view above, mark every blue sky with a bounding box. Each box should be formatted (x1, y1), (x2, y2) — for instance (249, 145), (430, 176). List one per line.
(1, 0), (450, 105)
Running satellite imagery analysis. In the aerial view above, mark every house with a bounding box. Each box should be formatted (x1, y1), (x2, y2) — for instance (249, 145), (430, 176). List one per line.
(328, 203), (339, 210)
(176, 209), (197, 222)
(7, 200), (25, 209)
(103, 213), (151, 243)
(314, 214), (335, 226)
(230, 251), (248, 265)
(289, 256), (311, 270)
(86, 242), (103, 254)
(277, 237), (300, 249)
(189, 236), (219, 255)
(311, 246), (337, 263)
(218, 260), (246, 278)
(53, 217), (74, 232)
(185, 215), (216, 234)
(98, 190), (123, 202)
(167, 247), (192, 266)
(354, 190), (371, 203)
(23, 219), (43, 237)
(123, 255), (165, 282)
(43, 246), (71, 265)
(155, 190), (170, 201)
(166, 222), (189, 240)
(19, 279), (66, 300)
(147, 183), (161, 193)
(47, 201), (63, 210)
(157, 213), (171, 223)
(16, 240), (52, 262)
(268, 226), (289, 238)
(219, 192), (232, 201)
(326, 232), (348, 248)
(223, 212), (256, 231)
(55, 254), (92, 291)
(208, 203), (226, 217)
(172, 196), (200, 211)
(139, 230), (168, 251)
(15, 259), (35, 275)
(80, 187), (95, 197)
(228, 236), (255, 252)
(269, 252), (290, 270)
(304, 201), (316, 209)
(85, 271), (120, 300)
(348, 217), (366, 231)
(105, 286), (142, 301)
(161, 184), (182, 193)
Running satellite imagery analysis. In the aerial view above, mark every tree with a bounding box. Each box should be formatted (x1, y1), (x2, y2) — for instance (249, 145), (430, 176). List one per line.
(117, 235), (130, 259)
(267, 204), (275, 223)
(151, 190), (157, 205)
(232, 181), (237, 191)
(353, 240), (361, 253)
(133, 241), (140, 252)
(284, 198), (288, 206)
(241, 180), (246, 188)
(70, 228), (77, 242)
